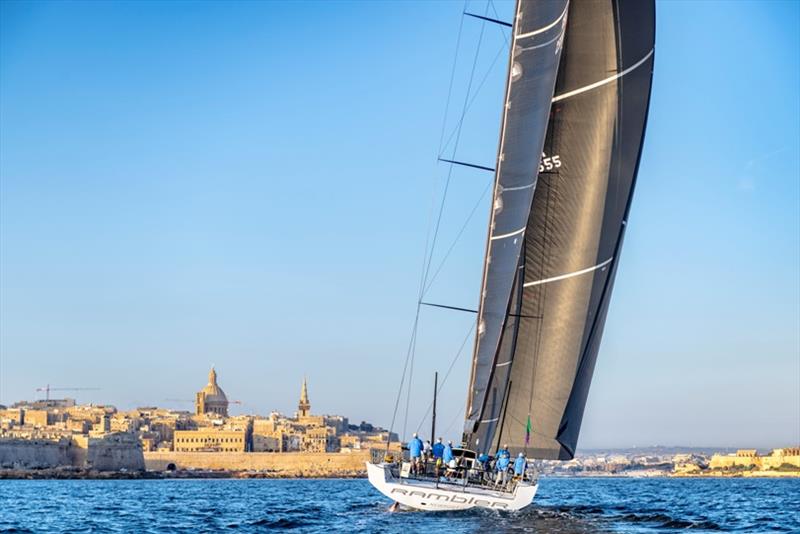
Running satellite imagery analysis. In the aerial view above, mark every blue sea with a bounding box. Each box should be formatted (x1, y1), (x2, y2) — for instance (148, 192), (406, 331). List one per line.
(0, 477), (797, 533)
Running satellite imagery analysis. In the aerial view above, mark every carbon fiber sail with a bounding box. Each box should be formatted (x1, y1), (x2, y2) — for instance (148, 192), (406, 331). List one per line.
(464, 0), (655, 460)
(462, 0), (568, 449)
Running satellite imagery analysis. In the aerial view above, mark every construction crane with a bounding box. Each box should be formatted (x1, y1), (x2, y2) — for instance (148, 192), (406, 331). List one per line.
(162, 398), (244, 406)
(35, 385), (100, 401)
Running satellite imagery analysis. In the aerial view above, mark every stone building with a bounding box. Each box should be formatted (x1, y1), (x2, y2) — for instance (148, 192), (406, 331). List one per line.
(174, 429), (247, 452)
(709, 449), (761, 469)
(195, 367), (229, 417)
(251, 417), (285, 452)
(24, 410), (50, 428)
(709, 448), (800, 471)
(760, 448), (800, 470)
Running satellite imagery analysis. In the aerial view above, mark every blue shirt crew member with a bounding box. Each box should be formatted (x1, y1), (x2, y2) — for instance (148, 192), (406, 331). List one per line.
(432, 438), (445, 459)
(514, 453), (527, 476)
(496, 443), (511, 460)
(443, 441), (454, 463)
(494, 453), (511, 487)
(408, 433), (423, 459)
(496, 454), (510, 472)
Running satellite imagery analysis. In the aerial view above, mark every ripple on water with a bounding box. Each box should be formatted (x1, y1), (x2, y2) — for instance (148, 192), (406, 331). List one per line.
(0, 477), (798, 533)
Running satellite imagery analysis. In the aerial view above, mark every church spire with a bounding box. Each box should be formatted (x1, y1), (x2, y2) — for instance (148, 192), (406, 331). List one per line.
(208, 366), (217, 385)
(298, 376), (311, 418)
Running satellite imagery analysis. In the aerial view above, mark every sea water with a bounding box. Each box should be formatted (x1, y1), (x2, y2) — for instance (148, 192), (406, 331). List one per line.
(0, 477), (797, 533)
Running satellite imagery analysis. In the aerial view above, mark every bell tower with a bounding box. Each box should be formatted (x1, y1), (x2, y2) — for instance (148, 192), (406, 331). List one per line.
(297, 377), (311, 418)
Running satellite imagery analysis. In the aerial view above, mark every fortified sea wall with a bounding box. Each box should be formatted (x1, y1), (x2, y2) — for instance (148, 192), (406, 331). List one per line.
(144, 450), (372, 477)
(73, 434), (145, 471)
(0, 438), (69, 469)
(0, 434), (144, 471)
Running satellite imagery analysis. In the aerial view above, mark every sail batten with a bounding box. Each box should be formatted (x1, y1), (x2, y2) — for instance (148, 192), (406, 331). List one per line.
(464, 0), (655, 460)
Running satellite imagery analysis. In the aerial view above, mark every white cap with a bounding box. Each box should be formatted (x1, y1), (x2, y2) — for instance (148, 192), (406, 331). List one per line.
(412, 432), (417, 437)
(518, 452), (524, 457)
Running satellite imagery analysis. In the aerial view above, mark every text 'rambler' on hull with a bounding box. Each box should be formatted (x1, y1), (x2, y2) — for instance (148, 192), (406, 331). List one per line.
(366, 463), (538, 512)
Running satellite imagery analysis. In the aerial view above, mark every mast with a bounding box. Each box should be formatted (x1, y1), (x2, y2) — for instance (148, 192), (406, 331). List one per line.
(431, 372), (437, 441)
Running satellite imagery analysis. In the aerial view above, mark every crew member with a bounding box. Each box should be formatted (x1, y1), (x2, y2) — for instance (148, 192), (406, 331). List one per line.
(408, 433), (423, 475)
(432, 437), (445, 460)
(443, 440), (454, 464)
(513, 452), (527, 479)
(494, 452), (510, 488)
(422, 440), (432, 475)
(478, 452), (492, 483)
(432, 438), (445, 476)
(443, 440), (456, 478)
(496, 443), (511, 461)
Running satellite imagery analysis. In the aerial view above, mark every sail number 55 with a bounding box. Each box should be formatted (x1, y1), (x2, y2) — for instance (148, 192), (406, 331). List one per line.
(539, 153), (562, 172)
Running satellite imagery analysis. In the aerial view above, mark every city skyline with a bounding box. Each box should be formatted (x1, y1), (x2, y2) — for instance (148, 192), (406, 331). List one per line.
(1, 0), (799, 451)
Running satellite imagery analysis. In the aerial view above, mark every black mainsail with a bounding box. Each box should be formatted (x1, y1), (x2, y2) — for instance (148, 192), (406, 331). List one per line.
(464, 0), (655, 460)
(462, 0), (569, 454)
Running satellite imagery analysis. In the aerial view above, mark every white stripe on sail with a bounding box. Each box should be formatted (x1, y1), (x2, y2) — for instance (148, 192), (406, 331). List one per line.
(518, 30), (565, 53)
(523, 257), (614, 288)
(495, 361), (512, 368)
(481, 417), (499, 423)
(515, 2), (569, 40)
(552, 49), (654, 103)
(502, 181), (536, 192)
(490, 226), (526, 241)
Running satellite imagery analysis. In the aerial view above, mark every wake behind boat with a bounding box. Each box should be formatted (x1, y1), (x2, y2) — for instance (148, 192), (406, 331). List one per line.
(369, 0), (655, 512)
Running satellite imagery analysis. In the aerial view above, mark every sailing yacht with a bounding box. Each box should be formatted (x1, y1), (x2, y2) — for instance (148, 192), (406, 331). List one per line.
(368, 0), (655, 511)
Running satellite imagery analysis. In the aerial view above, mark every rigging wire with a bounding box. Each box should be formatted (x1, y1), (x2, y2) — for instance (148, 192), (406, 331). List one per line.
(442, 405), (466, 437)
(414, 322), (475, 435)
(437, 0), (511, 160)
(389, 0), (495, 446)
(387, 192), (439, 445)
(387, 0), (470, 446)
(403, 0), (491, 436)
(437, 41), (508, 160)
(436, 1), (469, 158)
(489, 0), (511, 46)
(420, 2), (490, 293)
(402, 316), (420, 438)
(422, 179), (492, 297)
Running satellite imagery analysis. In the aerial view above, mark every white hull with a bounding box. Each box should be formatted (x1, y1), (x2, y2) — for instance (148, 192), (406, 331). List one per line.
(366, 462), (537, 512)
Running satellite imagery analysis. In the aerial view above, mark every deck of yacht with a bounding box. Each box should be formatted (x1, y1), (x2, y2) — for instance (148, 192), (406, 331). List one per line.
(384, 461), (534, 496)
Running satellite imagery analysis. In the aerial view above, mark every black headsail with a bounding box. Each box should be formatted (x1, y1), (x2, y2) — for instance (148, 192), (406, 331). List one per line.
(463, 0), (568, 447)
(464, 0), (655, 460)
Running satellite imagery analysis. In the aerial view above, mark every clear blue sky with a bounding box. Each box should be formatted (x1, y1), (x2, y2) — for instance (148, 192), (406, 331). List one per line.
(1, 1), (797, 450)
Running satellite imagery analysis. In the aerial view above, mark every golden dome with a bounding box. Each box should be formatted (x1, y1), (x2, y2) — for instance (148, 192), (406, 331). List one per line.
(201, 367), (228, 405)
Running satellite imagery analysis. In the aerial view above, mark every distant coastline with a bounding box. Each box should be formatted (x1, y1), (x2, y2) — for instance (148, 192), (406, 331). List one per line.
(4, 468), (799, 481)
(4, 446), (800, 481)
